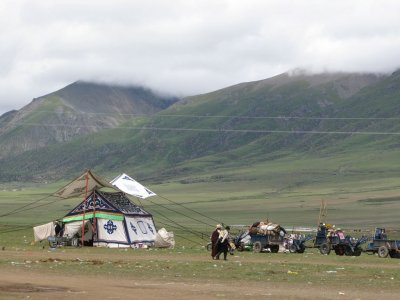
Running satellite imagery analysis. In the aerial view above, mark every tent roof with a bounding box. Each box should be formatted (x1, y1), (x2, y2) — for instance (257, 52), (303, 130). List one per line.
(53, 170), (118, 199)
(99, 191), (151, 215)
(63, 190), (152, 222)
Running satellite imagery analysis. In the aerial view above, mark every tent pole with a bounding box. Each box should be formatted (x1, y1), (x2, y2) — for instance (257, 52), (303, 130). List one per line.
(93, 190), (97, 245)
(82, 170), (89, 247)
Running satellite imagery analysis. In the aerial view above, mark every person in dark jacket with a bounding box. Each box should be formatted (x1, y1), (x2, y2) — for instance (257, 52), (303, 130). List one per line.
(211, 224), (222, 259)
(215, 226), (231, 260)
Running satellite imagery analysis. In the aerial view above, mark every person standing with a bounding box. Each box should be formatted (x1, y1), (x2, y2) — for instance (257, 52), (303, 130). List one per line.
(215, 226), (230, 260)
(211, 224), (222, 259)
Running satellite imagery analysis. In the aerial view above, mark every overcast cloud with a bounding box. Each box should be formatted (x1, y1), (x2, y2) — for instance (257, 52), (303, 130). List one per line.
(1, 0), (400, 114)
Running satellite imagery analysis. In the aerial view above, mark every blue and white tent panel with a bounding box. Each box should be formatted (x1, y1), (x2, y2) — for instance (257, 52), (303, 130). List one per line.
(95, 219), (129, 248)
(125, 216), (156, 244)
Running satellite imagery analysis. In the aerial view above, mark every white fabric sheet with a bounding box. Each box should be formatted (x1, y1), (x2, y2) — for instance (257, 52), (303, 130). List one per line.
(154, 228), (175, 248)
(33, 222), (55, 242)
(110, 173), (156, 199)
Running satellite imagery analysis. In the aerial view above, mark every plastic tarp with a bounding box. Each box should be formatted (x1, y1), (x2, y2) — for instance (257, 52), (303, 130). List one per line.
(125, 216), (156, 244)
(154, 228), (175, 248)
(110, 173), (156, 199)
(33, 222), (55, 242)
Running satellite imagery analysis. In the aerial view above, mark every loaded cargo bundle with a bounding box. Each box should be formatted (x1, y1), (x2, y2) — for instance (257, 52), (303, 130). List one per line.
(249, 221), (285, 236)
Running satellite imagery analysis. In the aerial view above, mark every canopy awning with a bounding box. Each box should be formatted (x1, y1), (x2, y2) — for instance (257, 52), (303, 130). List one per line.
(53, 170), (117, 199)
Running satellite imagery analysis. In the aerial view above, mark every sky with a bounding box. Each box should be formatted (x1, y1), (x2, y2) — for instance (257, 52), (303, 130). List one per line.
(1, 0), (400, 115)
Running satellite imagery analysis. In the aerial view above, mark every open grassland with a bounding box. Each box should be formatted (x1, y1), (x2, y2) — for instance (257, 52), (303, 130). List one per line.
(1, 157), (400, 233)
(1, 241), (400, 299)
(1, 172), (400, 252)
(1, 170), (400, 299)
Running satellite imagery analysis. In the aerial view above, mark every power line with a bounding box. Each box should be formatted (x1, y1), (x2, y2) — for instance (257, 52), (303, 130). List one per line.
(0, 225), (32, 235)
(137, 127), (400, 136)
(154, 220), (205, 247)
(12, 199), (61, 215)
(130, 191), (218, 242)
(146, 204), (209, 240)
(9, 122), (400, 135)
(135, 195), (221, 229)
(20, 110), (400, 120)
(146, 198), (214, 228)
(157, 195), (222, 225)
(0, 199), (63, 236)
(0, 194), (54, 218)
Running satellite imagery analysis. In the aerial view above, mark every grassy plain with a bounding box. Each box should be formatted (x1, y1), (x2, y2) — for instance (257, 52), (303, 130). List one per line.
(1, 158), (400, 299)
(1, 240), (400, 299)
(1, 150), (400, 241)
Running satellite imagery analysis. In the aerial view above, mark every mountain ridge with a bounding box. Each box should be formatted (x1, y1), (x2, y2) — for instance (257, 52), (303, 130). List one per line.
(0, 81), (179, 160)
(0, 70), (399, 183)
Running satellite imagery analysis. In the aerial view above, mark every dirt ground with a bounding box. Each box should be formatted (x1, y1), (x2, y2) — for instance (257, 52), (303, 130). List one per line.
(1, 250), (399, 300)
(2, 268), (398, 300)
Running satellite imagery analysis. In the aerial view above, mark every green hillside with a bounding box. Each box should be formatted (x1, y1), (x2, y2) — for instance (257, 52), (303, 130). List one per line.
(1, 71), (400, 229)
(1, 71), (399, 183)
(0, 81), (178, 160)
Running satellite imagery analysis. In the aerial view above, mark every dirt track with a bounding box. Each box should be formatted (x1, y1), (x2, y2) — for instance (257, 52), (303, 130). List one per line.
(1, 250), (400, 299)
(2, 268), (399, 300)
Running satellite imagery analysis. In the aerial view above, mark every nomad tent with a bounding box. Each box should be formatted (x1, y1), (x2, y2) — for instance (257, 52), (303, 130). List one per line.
(33, 170), (174, 248)
(62, 190), (157, 248)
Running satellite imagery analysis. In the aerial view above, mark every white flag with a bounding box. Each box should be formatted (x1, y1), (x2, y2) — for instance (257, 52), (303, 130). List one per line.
(110, 173), (156, 199)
